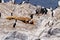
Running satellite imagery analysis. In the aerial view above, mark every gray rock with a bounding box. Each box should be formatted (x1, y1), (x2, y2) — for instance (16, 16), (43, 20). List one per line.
(51, 28), (60, 37)
(3, 31), (28, 40)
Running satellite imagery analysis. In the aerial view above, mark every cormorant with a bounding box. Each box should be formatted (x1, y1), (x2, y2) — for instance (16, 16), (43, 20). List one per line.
(13, 20), (17, 28)
(30, 14), (33, 19)
(0, 13), (1, 17)
(13, 22), (16, 28)
(11, 13), (13, 16)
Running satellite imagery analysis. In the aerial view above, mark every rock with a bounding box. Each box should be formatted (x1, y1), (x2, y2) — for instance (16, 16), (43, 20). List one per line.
(53, 7), (60, 20)
(13, 3), (36, 17)
(36, 39), (40, 40)
(46, 8), (52, 17)
(0, 18), (15, 28)
(51, 28), (60, 36)
(3, 31), (28, 40)
(39, 27), (60, 40)
(1, 1), (60, 40)
(15, 20), (35, 30)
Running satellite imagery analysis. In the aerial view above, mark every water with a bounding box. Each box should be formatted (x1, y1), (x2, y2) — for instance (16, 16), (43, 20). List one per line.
(4, 0), (59, 9)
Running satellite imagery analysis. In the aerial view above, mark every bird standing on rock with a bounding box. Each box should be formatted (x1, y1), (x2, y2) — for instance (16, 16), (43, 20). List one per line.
(51, 10), (53, 17)
(0, 13), (1, 17)
(30, 14), (34, 19)
(13, 20), (17, 28)
(13, 22), (16, 28)
(11, 13), (13, 16)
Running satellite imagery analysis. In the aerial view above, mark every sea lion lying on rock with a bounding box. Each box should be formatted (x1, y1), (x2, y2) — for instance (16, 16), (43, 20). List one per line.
(6, 16), (34, 24)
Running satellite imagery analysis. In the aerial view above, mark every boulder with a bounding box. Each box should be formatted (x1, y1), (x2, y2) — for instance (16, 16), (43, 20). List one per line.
(3, 31), (28, 40)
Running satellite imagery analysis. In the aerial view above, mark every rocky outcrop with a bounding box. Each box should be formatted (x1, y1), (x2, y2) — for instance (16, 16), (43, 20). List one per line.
(0, 1), (60, 40)
(3, 31), (28, 40)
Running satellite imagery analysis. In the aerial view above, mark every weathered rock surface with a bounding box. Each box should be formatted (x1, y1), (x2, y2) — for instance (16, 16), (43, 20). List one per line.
(0, 1), (60, 40)
(3, 31), (28, 40)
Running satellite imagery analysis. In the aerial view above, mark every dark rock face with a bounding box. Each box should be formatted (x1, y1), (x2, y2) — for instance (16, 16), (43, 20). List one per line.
(48, 28), (53, 35)
(4, 31), (28, 40)
(51, 28), (60, 35)
(46, 28), (60, 37)
(35, 39), (40, 40)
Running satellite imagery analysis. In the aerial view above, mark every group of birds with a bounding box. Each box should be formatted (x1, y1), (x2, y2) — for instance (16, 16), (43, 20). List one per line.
(0, 0), (54, 28)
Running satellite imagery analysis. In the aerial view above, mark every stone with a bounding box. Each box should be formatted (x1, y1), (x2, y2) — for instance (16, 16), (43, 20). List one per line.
(3, 31), (28, 40)
(0, 1), (60, 40)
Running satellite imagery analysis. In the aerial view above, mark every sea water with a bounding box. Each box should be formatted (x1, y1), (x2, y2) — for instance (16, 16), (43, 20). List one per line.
(4, 0), (59, 9)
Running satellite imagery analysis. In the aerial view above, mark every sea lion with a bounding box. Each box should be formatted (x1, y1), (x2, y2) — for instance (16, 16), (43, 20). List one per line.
(6, 16), (34, 24)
